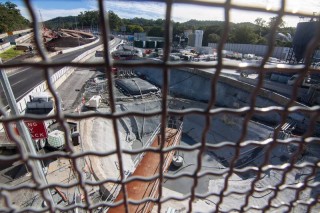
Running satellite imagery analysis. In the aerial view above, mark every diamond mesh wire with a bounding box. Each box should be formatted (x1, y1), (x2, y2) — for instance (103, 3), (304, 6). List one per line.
(0, 0), (320, 212)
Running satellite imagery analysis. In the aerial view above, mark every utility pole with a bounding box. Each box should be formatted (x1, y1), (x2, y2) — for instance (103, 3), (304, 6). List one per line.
(0, 59), (55, 207)
(75, 16), (78, 30)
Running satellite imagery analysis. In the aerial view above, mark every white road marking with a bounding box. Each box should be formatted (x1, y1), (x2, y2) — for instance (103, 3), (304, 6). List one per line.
(11, 79), (25, 87)
(8, 67), (31, 77)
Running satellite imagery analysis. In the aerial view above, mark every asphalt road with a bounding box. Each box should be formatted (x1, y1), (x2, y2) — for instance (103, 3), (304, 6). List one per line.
(0, 31), (31, 43)
(0, 38), (120, 106)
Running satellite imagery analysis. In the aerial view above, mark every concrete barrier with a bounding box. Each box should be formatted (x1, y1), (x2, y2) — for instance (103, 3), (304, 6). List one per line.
(15, 33), (34, 44)
(61, 37), (100, 54)
(0, 28), (32, 39)
(0, 42), (11, 53)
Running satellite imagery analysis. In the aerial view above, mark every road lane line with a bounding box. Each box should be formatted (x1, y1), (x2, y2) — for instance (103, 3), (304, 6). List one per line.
(11, 79), (25, 87)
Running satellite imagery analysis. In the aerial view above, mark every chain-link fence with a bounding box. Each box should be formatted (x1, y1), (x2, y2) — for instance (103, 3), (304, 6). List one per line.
(0, 0), (320, 212)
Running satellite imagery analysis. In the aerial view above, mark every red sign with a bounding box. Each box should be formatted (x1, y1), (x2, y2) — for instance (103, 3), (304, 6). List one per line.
(24, 121), (48, 139)
(4, 121), (48, 141)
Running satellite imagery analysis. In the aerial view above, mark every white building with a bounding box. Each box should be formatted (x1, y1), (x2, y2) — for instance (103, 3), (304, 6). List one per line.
(194, 30), (204, 48)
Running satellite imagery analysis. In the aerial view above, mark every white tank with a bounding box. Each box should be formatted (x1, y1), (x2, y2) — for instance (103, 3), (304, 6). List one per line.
(172, 155), (183, 167)
(48, 130), (65, 149)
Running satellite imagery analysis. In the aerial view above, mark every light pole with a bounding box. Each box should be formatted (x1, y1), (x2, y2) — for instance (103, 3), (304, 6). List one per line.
(0, 59), (55, 207)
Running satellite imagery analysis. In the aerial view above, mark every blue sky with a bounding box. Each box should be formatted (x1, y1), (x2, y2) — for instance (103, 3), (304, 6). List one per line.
(2, 0), (320, 27)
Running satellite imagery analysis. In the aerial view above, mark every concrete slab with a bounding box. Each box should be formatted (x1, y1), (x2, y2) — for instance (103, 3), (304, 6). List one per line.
(79, 117), (134, 194)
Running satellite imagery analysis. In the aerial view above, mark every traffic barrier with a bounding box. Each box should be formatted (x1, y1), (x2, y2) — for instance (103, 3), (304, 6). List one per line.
(15, 33), (34, 44)
(0, 42), (11, 54)
(0, 28), (32, 39)
(61, 36), (100, 54)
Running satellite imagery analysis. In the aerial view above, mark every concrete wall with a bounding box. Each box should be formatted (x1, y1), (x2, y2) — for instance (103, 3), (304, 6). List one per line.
(135, 67), (317, 133)
(208, 43), (289, 59)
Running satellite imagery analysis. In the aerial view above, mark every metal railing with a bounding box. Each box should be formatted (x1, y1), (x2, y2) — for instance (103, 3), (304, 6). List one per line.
(0, 0), (320, 212)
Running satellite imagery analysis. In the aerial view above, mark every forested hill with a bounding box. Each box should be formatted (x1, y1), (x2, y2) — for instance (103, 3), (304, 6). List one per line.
(0, 1), (30, 33)
(44, 10), (295, 47)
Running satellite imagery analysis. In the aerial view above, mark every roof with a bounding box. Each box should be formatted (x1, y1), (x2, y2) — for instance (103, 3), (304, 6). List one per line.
(115, 78), (158, 96)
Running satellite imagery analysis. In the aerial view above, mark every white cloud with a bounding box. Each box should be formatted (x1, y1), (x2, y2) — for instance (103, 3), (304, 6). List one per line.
(172, 4), (224, 22)
(17, 0), (320, 27)
(19, 5), (88, 21)
(106, 1), (166, 19)
(39, 8), (88, 21)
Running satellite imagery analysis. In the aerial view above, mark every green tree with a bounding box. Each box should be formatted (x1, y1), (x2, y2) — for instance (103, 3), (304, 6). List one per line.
(78, 11), (99, 28)
(108, 10), (122, 31)
(254, 17), (266, 28)
(147, 26), (164, 37)
(127, 24), (144, 33)
(172, 22), (185, 36)
(229, 23), (258, 44)
(268, 16), (285, 29)
(254, 17), (267, 37)
(202, 24), (224, 45)
(0, 1), (30, 33)
(207, 33), (220, 43)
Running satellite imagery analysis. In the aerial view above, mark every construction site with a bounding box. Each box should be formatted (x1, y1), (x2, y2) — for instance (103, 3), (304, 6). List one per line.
(1, 45), (319, 212)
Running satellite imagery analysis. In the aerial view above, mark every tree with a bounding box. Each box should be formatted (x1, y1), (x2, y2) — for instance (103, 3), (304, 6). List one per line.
(127, 24), (144, 33)
(254, 17), (266, 28)
(207, 33), (220, 43)
(228, 23), (258, 44)
(0, 1), (30, 33)
(268, 16), (285, 29)
(202, 24), (224, 46)
(147, 26), (164, 37)
(78, 11), (99, 29)
(108, 10), (122, 31)
(172, 22), (185, 36)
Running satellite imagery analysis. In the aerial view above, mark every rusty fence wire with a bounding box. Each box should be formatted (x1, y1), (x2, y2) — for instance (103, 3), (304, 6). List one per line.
(0, 0), (320, 212)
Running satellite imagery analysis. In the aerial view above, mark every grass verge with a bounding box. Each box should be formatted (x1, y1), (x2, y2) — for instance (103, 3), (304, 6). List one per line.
(0, 47), (24, 61)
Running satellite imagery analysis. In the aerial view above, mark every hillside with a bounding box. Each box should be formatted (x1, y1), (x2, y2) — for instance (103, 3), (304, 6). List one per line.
(44, 16), (78, 30)
(44, 10), (296, 46)
(0, 1), (30, 33)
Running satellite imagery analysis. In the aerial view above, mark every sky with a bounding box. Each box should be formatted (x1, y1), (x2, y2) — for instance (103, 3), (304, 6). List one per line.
(2, 0), (320, 27)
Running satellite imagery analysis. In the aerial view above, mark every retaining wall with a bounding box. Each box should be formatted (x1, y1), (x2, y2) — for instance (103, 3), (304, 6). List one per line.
(135, 67), (316, 132)
(208, 43), (288, 59)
